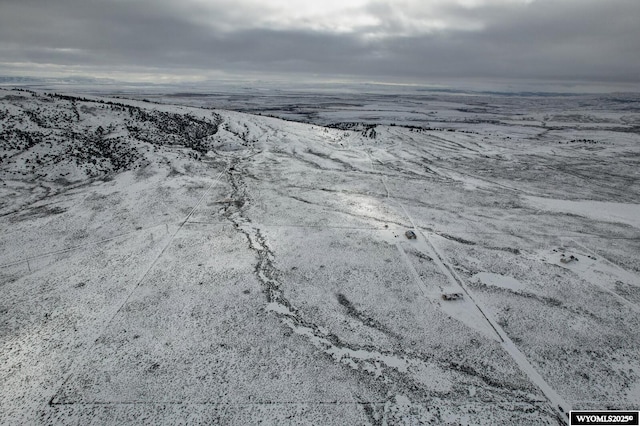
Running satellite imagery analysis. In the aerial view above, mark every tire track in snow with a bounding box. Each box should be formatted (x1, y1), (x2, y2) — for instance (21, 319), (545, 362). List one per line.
(222, 150), (540, 408)
(426, 236), (571, 422)
(362, 144), (572, 424)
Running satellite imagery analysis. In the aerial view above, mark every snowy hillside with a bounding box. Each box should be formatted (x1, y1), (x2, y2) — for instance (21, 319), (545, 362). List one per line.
(1, 87), (639, 424)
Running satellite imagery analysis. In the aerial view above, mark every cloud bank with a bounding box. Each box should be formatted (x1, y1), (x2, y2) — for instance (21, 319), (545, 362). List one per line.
(1, 0), (638, 84)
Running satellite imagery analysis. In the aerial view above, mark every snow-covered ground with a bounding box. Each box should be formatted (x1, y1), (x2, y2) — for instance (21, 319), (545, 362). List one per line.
(1, 87), (639, 424)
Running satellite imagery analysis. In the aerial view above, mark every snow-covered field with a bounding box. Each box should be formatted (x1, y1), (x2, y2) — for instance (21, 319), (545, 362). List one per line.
(1, 87), (639, 424)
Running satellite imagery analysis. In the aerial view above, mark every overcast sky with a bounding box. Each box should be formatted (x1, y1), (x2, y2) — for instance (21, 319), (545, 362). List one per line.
(1, 0), (639, 86)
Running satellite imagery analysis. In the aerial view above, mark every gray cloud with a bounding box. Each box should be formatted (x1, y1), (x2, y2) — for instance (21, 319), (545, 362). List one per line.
(0, 0), (638, 84)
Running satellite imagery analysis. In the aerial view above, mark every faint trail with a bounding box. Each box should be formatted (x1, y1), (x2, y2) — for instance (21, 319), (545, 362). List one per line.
(0, 176), (103, 220)
(47, 164), (228, 406)
(426, 234), (571, 421)
(0, 221), (178, 270)
(187, 221), (386, 230)
(100, 164), (228, 326)
(362, 143), (571, 424)
(395, 243), (428, 297)
(563, 239), (640, 314)
(416, 235), (502, 340)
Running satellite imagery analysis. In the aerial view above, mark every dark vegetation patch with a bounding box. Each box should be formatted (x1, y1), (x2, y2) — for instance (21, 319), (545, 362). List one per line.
(327, 122), (377, 138)
(487, 246), (521, 255)
(336, 293), (398, 339)
(440, 233), (476, 245)
(0, 90), (223, 181)
(406, 248), (433, 262)
(9, 204), (66, 223)
(125, 106), (222, 153)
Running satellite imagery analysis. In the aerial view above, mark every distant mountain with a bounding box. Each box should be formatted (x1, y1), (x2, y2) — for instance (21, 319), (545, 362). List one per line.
(0, 75), (122, 86)
(0, 76), (45, 84)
